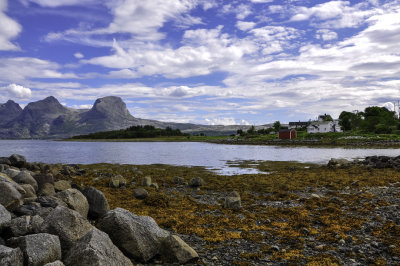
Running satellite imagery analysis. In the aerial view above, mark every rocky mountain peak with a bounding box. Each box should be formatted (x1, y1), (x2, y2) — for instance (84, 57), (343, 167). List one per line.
(0, 100), (22, 125)
(81, 96), (131, 121)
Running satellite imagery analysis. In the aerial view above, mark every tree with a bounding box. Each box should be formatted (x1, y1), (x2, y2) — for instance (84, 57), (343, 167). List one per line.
(273, 121), (281, 132)
(339, 111), (362, 131)
(247, 125), (256, 135)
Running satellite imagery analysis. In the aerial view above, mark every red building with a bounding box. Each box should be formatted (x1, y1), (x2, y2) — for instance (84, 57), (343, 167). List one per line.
(278, 129), (297, 139)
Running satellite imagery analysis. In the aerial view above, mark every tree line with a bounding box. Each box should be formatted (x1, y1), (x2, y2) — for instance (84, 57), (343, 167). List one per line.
(72, 125), (187, 139)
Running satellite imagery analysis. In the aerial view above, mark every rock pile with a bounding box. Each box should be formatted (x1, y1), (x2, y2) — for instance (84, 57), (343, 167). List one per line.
(0, 154), (199, 265)
(328, 155), (400, 169)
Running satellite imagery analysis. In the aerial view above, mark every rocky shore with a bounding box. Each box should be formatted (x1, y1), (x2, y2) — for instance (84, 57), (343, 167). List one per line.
(0, 154), (400, 265)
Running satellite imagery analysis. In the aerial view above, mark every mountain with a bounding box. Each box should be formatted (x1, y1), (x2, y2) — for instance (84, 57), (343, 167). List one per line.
(0, 96), (258, 139)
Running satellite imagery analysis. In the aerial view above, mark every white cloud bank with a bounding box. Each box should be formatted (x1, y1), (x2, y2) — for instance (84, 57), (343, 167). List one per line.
(0, 0), (21, 51)
(2, 83), (31, 98)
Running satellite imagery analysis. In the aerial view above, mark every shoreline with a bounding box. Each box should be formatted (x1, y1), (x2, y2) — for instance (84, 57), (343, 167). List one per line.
(2, 156), (399, 265)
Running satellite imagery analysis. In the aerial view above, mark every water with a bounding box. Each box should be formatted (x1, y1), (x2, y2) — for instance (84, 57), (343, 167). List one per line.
(0, 140), (399, 175)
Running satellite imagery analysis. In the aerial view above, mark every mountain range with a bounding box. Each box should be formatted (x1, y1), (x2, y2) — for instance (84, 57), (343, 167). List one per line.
(0, 96), (264, 139)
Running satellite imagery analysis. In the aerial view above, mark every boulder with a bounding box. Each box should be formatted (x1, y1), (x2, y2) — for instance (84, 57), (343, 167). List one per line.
(0, 164), (10, 172)
(161, 234), (199, 264)
(33, 173), (54, 191)
(141, 176), (152, 187)
(8, 154), (26, 168)
(97, 208), (170, 262)
(21, 184), (36, 199)
(55, 189), (89, 218)
(327, 158), (350, 168)
(40, 206), (92, 250)
(4, 168), (20, 179)
(109, 175), (127, 188)
(54, 180), (71, 192)
(37, 196), (67, 209)
(12, 171), (38, 192)
(0, 245), (23, 266)
(133, 188), (149, 200)
(82, 186), (109, 219)
(14, 203), (42, 217)
(224, 191), (242, 210)
(189, 177), (204, 188)
(9, 216), (32, 237)
(0, 157), (11, 165)
(39, 183), (56, 197)
(0, 179), (23, 211)
(0, 204), (11, 231)
(64, 228), (133, 266)
(44, 261), (64, 266)
(7, 233), (61, 266)
(173, 176), (185, 185)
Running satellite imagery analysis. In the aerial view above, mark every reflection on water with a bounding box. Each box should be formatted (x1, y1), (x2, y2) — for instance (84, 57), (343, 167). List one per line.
(0, 140), (399, 175)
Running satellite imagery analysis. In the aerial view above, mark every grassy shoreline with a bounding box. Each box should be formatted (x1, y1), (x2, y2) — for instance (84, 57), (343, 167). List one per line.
(61, 160), (400, 265)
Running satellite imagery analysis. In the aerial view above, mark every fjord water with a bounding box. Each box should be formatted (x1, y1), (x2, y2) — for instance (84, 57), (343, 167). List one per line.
(0, 140), (400, 175)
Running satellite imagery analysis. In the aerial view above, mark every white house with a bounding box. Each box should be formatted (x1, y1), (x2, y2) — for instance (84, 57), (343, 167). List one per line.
(307, 120), (342, 133)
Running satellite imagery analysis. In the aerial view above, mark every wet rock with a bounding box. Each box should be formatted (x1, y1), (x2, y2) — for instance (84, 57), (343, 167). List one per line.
(8, 233), (61, 266)
(64, 228), (133, 266)
(109, 175), (127, 188)
(97, 207), (170, 262)
(223, 191), (241, 210)
(40, 206), (93, 251)
(13, 171), (38, 192)
(0, 245), (23, 266)
(82, 186), (109, 219)
(189, 177), (204, 188)
(39, 183), (56, 197)
(54, 180), (71, 192)
(55, 188), (89, 218)
(8, 154), (27, 168)
(0, 204), (11, 231)
(141, 176), (152, 187)
(133, 188), (149, 200)
(32, 173), (54, 191)
(161, 234), (199, 264)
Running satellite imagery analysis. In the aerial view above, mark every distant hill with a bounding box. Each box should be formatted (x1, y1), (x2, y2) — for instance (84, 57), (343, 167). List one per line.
(0, 96), (268, 139)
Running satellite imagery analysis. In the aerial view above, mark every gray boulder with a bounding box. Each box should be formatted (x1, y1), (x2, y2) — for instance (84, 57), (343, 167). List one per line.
(4, 168), (20, 178)
(97, 208), (170, 262)
(64, 228), (133, 266)
(189, 177), (204, 188)
(161, 234), (199, 264)
(0, 203), (11, 230)
(8, 154), (27, 168)
(37, 196), (67, 208)
(109, 175), (127, 188)
(40, 206), (92, 250)
(8, 233), (61, 266)
(141, 176), (152, 187)
(224, 191), (242, 210)
(0, 245), (23, 266)
(21, 184), (36, 199)
(39, 183), (56, 197)
(133, 188), (149, 200)
(0, 164), (10, 172)
(82, 186), (109, 219)
(54, 180), (71, 192)
(55, 188), (89, 218)
(13, 171), (38, 192)
(9, 215), (43, 237)
(0, 157), (11, 165)
(0, 178), (24, 211)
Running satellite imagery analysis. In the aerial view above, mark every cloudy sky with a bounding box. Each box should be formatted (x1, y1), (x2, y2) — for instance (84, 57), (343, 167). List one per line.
(0, 0), (399, 125)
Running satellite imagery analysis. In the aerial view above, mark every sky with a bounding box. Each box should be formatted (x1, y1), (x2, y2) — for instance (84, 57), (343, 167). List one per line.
(0, 0), (400, 125)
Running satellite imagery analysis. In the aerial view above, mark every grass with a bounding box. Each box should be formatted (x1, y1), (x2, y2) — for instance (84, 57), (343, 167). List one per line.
(60, 161), (400, 264)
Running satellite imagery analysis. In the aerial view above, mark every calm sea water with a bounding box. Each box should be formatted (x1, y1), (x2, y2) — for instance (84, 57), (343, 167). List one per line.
(0, 140), (399, 175)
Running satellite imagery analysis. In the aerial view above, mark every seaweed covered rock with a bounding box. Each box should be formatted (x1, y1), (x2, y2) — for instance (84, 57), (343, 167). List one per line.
(64, 228), (133, 266)
(82, 186), (109, 219)
(161, 234), (199, 264)
(0, 245), (23, 266)
(40, 206), (92, 250)
(7, 233), (61, 266)
(97, 208), (169, 262)
(189, 177), (204, 188)
(223, 191), (242, 210)
(133, 188), (149, 200)
(55, 189), (89, 218)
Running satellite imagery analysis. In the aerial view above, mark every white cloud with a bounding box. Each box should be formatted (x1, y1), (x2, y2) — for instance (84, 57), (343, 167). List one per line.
(3, 83), (31, 98)
(250, 0), (273, 3)
(316, 29), (338, 41)
(222, 3), (252, 20)
(236, 21), (256, 31)
(205, 117), (250, 126)
(70, 104), (92, 109)
(21, 0), (96, 7)
(0, 0), (22, 51)
(74, 52), (84, 59)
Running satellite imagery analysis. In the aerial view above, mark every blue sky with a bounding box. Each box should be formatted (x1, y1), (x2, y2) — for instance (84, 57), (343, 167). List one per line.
(0, 0), (400, 125)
